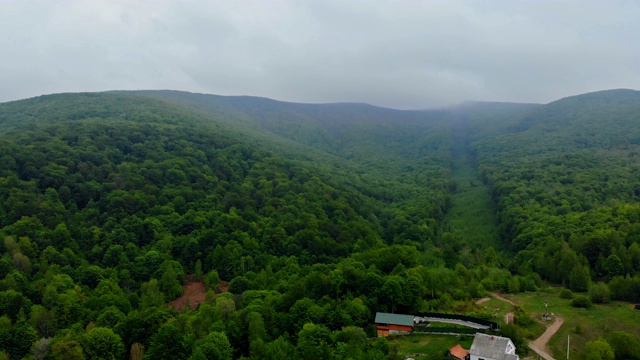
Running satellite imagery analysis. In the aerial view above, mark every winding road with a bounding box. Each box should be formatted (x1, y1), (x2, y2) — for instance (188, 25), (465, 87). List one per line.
(490, 293), (563, 360)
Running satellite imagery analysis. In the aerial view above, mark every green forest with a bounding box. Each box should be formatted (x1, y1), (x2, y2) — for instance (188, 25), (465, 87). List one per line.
(1, 89), (639, 360)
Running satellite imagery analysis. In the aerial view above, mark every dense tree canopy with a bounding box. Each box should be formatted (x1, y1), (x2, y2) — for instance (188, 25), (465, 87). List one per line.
(0, 89), (639, 359)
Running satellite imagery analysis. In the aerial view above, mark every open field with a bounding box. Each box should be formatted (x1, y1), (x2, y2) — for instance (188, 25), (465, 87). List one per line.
(507, 291), (640, 359)
(390, 334), (474, 360)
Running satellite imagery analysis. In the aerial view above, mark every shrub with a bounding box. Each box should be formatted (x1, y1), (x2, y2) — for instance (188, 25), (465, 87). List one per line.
(559, 288), (574, 299)
(513, 306), (534, 327)
(589, 282), (611, 304)
(571, 295), (592, 308)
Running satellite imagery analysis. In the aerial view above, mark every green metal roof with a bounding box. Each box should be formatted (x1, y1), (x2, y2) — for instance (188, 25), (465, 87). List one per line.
(374, 312), (415, 327)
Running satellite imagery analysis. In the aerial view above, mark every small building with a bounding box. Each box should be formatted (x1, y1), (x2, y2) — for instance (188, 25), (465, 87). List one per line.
(469, 333), (519, 360)
(374, 312), (415, 336)
(448, 344), (470, 360)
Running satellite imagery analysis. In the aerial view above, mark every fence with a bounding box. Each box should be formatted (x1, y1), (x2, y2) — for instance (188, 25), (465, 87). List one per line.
(415, 312), (499, 331)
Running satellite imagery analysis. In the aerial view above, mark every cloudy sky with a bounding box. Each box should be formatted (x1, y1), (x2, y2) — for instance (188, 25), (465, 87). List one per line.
(2, 1), (639, 108)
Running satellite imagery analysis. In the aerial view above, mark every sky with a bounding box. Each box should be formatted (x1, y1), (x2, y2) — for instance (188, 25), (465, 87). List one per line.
(1, 0), (639, 109)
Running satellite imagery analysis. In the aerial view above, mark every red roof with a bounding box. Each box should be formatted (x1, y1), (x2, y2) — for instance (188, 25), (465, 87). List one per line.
(449, 344), (469, 360)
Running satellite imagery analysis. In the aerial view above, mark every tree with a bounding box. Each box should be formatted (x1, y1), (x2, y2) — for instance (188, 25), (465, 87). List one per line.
(82, 327), (125, 360)
(7, 321), (38, 360)
(12, 252), (32, 273)
(297, 323), (333, 360)
(96, 306), (125, 328)
(29, 305), (57, 338)
(589, 282), (611, 304)
(263, 336), (295, 360)
(569, 264), (590, 292)
(140, 279), (164, 308)
(194, 260), (204, 282)
(159, 264), (183, 301)
(51, 340), (85, 360)
(513, 306), (534, 326)
(204, 270), (221, 292)
(607, 331), (640, 360)
(188, 332), (232, 360)
(145, 321), (186, 360)
(604, 255), (624, 280)
(30, 337), (51, 360)
(585, 338), (614, 360)
(247, 312), (266, 343)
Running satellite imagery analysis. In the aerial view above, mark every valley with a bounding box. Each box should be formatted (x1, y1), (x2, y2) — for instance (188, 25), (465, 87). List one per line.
(0, 89), (639, 360)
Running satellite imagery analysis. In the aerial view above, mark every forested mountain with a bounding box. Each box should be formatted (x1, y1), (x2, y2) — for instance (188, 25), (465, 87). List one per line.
(470, 89), (640, 293)
(0, 89), (639, 360)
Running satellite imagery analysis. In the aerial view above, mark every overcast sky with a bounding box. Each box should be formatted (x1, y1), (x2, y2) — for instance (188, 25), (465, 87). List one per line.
(2, 0), (639, 109)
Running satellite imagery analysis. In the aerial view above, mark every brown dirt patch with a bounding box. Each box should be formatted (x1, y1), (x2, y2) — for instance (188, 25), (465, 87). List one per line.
(476, 297), (491, 305)
(169, 276), (206, 311)
(491, 292), (517, 306)
(168, 277), (230, 311)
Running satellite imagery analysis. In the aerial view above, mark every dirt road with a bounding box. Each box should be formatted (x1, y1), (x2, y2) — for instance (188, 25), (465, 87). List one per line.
(491, 292), (517, 306)
(488, 293), (563, 360)
(529, 316), (564, 359)
(476, 297), (491, 305)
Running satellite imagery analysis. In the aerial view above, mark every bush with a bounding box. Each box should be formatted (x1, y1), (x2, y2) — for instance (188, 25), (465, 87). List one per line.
(513, 306), (534, 327)
(559, 288), (574, 299)
(589, 282), (611, 304)
(571, 295), (592, 308)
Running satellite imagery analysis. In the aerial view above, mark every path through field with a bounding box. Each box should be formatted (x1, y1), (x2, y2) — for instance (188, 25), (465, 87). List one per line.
(475, 297), (491, 305)
(491, 292), (517, 306)
(529, 316), (564, 360)
(489, 293), (563, 360)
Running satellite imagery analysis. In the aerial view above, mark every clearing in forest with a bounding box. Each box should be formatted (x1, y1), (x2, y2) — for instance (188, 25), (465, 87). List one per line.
(441, 117), (500, 249)
(168, 277), (229, 311)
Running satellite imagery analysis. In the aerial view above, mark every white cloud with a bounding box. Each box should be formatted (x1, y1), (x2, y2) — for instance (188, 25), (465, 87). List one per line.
(1, 0), (639, 108)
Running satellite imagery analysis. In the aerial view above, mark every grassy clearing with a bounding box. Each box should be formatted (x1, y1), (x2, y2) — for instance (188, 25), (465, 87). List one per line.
(390, 333), (474, 360)
(475, 295), (547, 343)
(442, 119), (501, 250)
(475, 297), (512, 321)
(508, 290), (640, 359)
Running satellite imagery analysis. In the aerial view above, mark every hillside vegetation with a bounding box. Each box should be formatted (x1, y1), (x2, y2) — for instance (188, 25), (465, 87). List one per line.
(0, 89), (639, 360)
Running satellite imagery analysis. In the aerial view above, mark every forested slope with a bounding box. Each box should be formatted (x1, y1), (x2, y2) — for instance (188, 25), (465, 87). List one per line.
(470, 90), (640, 297)
(1, 89), (639, 360)
(0, 92), (507, 360)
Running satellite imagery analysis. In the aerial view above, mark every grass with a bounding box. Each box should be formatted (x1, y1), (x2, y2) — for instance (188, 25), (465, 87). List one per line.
(390, 333), (474, 360)
(475, 297), (512, 322)
(474, 295), (547, 348)
(507, 290), (640, 359)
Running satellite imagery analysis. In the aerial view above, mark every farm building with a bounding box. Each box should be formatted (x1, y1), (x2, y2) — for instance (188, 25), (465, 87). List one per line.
(469, 333), (519, 360)
(374, 312), (415, 336)
(448, 344), (470, 360)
